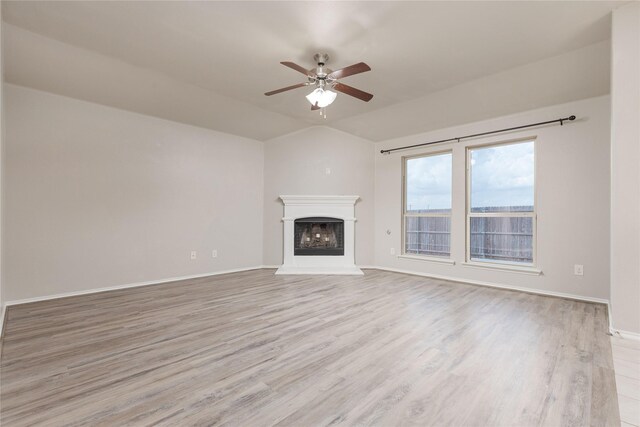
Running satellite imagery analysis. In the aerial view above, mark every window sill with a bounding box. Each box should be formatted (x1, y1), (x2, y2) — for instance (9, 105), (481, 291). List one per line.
(460, 261), (542, 275)
(397, 254), (455, 265)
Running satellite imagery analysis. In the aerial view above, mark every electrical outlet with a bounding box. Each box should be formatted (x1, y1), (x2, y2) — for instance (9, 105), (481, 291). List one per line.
(190, 251), (197, 260)
(325, 167), (331, 175)
(390, 248), (396, 255)
(574, 264), (584, 276)
(212, 250), (218, 258)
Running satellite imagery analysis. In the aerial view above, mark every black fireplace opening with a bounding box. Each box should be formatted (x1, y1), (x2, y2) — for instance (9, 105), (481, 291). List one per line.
(294, 217), (344, 256)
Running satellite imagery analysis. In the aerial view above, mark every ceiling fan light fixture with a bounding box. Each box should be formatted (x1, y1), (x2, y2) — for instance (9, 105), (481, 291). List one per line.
(306, 88), (337, 108)
(265, 54), (372, 112)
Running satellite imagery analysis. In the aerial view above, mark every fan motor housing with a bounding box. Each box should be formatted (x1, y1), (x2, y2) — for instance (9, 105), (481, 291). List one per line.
(313, 53), (329, 65)
(313, 53), (332, 79)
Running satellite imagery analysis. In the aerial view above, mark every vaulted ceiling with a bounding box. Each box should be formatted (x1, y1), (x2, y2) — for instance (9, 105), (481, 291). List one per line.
(2, 1), (622, 141)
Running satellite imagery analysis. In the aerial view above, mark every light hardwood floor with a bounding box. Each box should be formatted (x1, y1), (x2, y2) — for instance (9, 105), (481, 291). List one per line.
(0, 269), (620, 426)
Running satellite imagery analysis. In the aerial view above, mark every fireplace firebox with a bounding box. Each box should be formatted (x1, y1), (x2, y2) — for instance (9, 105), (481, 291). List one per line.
(294, 217), (344, 256)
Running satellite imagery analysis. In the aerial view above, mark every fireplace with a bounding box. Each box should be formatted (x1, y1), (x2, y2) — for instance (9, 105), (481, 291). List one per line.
(294, 217), (344, 256)
(276, 195), (362, 275)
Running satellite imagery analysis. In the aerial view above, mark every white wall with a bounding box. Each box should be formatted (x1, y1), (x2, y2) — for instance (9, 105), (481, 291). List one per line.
(610, 2), (640, 336)
(375, 96), (611, 301)
(263, 126), (375, 266)
(3, 84), (264, 302)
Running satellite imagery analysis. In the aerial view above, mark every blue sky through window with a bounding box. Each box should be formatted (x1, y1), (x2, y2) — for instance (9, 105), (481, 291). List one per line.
(406, 153), (452, 212)
(405, 141), (534, 213)
(470, 141), (534, 210)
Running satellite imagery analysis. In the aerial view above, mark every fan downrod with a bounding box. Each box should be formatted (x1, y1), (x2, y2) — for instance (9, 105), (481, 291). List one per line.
(313, 53), (329, 66)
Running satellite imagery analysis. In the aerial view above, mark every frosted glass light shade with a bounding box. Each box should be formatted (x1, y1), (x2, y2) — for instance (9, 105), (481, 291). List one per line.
(305, 88), (337, 108)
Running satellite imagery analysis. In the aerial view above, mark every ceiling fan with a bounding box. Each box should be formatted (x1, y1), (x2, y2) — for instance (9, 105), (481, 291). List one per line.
(264, 53), (373, 115)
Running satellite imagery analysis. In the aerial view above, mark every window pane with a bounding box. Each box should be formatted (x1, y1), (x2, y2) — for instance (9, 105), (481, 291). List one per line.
(405, 216), (450, 257)
(470, 216), (533, 263)
(406, 153), (452, 214)
(470, 141), (534, 213)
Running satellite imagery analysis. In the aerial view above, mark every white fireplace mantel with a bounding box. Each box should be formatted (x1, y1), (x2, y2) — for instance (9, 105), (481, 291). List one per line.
(276, 195), (363, 275)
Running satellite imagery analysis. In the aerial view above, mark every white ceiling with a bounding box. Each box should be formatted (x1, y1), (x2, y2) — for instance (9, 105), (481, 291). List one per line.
(2, 1), (623, 141)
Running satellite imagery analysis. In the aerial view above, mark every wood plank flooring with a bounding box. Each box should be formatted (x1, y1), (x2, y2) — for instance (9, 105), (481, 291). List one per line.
(0, 269), (620, 426)
(611, 336), (640, 426)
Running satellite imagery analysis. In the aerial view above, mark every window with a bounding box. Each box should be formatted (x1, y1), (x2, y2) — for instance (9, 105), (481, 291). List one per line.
(403, 152), (452, 258)
(467, 140), (535, 265)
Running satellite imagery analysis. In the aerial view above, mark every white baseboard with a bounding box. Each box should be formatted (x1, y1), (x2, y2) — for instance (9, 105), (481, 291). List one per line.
(607, 302), (614, 335)
(259, 265), (280, 269)
(4, 266), (265, 307)
(610, 328), (640, 341)
(368, 266), (610, 305)
(0, 304), (6, 339)
(606, 302), (640, 341)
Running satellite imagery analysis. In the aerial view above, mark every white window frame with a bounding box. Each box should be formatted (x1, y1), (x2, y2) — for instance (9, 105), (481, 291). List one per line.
(465, 138), (537, 268)
(402, 150), (453, 262)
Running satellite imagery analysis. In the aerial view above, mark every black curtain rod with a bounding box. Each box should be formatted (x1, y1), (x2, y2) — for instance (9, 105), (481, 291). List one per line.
(380, 115), (576, 154)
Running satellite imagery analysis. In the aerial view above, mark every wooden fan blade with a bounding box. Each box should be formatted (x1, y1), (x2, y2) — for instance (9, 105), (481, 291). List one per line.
(333, 82), (374, 102)
(327, 62), (371, 80)
(311, 102), (320, 111)
(264, 83), (308, 96)
(281, 61), (315, 77)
